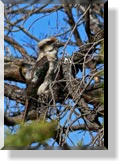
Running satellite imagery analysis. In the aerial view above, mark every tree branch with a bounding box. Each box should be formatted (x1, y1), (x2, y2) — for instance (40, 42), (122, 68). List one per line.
(4, 56), (33, 82)
(5, 35), (31, 61)
(4, 83), (26, 104)
(63, 4), (83, 46)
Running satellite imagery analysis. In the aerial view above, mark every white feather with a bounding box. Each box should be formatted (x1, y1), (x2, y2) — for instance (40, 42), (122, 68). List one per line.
(37, 81), (48, 95)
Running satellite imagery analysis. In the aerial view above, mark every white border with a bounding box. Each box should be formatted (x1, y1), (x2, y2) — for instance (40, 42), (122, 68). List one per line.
(0, 0), (4, 149)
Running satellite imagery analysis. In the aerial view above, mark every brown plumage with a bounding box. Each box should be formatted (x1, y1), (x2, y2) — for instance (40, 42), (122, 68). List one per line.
(23, 37), (63, 122)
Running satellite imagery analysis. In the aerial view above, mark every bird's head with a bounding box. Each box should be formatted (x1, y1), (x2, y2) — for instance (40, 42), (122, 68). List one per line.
(37, 37), (64, 61)
(38, 37), (64, 50)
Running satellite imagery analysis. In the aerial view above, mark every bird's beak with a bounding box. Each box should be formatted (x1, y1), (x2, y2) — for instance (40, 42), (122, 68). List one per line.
(54, 40), (65, 48)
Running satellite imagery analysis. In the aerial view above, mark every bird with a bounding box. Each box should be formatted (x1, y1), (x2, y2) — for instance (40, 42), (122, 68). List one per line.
(23, 37), (64, 122)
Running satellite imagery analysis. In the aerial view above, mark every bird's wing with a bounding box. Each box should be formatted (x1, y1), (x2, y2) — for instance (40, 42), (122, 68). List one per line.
(31, 56), (49, 87)
(23, 56), (49, 121)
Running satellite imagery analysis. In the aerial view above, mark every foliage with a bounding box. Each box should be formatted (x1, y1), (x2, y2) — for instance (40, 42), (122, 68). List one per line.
(5, 120), (57, 147)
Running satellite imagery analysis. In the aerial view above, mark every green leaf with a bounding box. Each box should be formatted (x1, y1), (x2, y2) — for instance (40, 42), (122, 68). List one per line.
(5, 120), (57, 147)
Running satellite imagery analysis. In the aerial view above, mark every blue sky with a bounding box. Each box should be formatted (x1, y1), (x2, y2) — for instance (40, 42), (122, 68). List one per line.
(5, 4), (88, 57)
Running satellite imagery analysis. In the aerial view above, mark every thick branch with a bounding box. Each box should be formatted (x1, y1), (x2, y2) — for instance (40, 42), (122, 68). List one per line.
(4, 110), (38, 126)
(69, 124), (101, 132)
(4, 83), (26, 104)
(63, 4), (83, 46)
(4, 56), (33, 82)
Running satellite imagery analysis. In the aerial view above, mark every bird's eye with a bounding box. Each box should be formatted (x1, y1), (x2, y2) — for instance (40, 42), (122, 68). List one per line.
(39, 47), (43, 51)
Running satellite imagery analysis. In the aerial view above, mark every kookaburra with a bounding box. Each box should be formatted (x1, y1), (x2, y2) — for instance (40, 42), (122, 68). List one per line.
(33, 37), (59, 95)
(23, 37), (63, 121)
